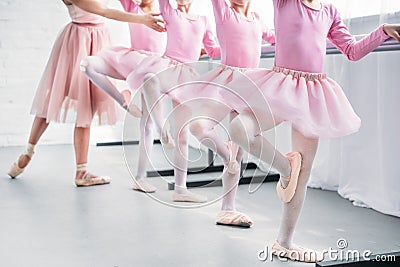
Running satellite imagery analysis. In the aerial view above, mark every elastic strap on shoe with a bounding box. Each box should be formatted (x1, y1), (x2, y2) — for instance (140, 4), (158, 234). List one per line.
(24, 143), (36, 158)
(76, 163), (88, 172)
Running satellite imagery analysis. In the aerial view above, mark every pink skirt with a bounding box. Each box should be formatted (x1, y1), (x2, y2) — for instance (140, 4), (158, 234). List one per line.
(97, 47), (158, 78)
(171, 65), (361, 139)
(169, 64), (263, 107)
(126, 55), (198, 94)
(30, 22), (118, 127)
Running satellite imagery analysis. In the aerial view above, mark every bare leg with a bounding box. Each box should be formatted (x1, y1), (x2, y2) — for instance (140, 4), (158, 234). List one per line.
(277, 128), (319, 248)
(74, 126), (91, 180)
(18, 116), (49, 168)
(73, 126), (110, 186)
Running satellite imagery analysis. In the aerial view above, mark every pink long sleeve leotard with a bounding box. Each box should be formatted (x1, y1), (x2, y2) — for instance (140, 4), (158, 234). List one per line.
(273, 0), (390, 73)
(120, 0), (166, 53)
(159, 0), (220, 62)
(212, 0), (275, 68)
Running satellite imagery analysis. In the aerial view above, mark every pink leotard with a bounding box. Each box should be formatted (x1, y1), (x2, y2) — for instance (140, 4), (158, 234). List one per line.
(120, 0), (166, 53)
(211, 0), (275, 68)
(273, 0), (390, 73)
(159, 0), (220, 62)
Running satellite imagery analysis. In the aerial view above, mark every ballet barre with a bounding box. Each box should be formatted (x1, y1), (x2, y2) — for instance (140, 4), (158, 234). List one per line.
(256, 36), (399, 59)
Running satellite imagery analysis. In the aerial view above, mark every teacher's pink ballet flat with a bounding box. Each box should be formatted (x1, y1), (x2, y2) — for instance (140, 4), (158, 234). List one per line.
(132, 178), (157, 193)
(75, 173), (111, 187)
(272, 240), (324, 262)
(276, 152), (302, 203)
(216, 210), (253, 228)
(8, 144), (35, 178)
(75, 164), (110, 187)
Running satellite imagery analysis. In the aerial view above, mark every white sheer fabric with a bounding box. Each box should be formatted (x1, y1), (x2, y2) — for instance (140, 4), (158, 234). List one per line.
(308, 7), (400, 217)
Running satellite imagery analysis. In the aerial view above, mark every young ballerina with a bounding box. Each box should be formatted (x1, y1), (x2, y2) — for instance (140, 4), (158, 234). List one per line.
(124, 0), (221, 202)
(224, 0), (400, 262)
(81, 0), (166, 118)
(80, 0), (167, 192)
(8, 0), (164, 186)
(169, 0), (275, 224)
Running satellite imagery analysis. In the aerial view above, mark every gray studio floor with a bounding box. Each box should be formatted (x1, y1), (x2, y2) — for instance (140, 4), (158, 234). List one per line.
(0, 144), (399, 267)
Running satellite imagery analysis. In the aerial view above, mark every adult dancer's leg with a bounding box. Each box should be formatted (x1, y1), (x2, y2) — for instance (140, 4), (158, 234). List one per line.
(74, 126), (110, 186)
(8, 117), (48, 177)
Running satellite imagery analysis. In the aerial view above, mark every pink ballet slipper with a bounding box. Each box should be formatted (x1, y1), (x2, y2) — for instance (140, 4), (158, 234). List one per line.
(160, 129), (175, 149)
(75, 164), (111, 187)
(121, 90), (142, 118)
(276, 152), (302, 203)
(8, 144), (35, 178)
(216, 210), (253, 228)
(172, 191), (207, 203)
(224, 141), (240, 174)
(132, 178), (157, 193)
(272, 240), (324, 262)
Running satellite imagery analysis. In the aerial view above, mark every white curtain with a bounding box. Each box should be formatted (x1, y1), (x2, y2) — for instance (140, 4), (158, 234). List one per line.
(308, 3), (400, 217)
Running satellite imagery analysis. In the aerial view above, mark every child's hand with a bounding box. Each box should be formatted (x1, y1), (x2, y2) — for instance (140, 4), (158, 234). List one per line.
(383, 24), (400, 42)
(142, 13), (166, 32)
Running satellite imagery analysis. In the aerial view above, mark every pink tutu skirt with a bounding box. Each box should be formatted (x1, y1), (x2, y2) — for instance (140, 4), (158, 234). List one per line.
(97, 47), (158, 78)
(126, 55), (198, 94)
(30, 22), (118, 127)
(172, 65), (361, 139)
(169, 64), (263, 107)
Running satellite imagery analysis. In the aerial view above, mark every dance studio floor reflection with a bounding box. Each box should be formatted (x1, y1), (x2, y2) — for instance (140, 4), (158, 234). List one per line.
(1, 144), (399, 267)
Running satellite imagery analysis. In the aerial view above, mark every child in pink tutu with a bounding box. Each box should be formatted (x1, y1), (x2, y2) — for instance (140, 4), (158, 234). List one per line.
(81, 0), (166, 118)
(171, 0), (399, 261)
(169, 0), (275, 225)
(8, 0), (164, 186)
(223, 0), (400, 262)
(122, 0), (221, 202)
(81, 0), (167, 193)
